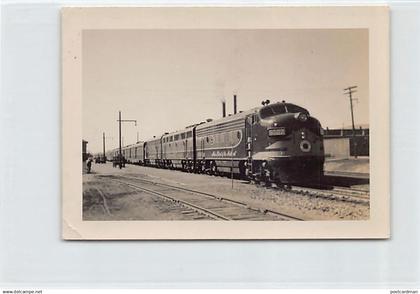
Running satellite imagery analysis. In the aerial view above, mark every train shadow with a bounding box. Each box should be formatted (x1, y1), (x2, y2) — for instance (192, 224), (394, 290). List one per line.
(321, 175), (369, 188)
(238, 175), (369, 190)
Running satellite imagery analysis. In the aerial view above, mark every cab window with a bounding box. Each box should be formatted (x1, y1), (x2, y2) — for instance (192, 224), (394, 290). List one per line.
(284, 104), (309, 114)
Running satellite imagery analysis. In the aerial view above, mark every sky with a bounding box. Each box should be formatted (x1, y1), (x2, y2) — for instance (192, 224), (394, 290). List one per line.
(82, 29), (369, 154)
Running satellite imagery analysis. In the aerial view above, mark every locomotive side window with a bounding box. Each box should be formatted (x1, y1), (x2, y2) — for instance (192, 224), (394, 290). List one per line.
(260, 105), (286, 119)
(270, 104), (287, 115)
(259, 103), (309, 119)
(284, 103), (309, 114)
(246, 116), (253, 125)
(251, 114), (259, 124)
(174, 134), (179, 141)
(181, 133), (185, 139)
(260, 107), (274, 118)
(187, 131), (192, 138)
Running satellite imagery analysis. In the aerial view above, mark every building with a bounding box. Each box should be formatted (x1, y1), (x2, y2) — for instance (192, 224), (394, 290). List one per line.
(323, 127), (369, 158)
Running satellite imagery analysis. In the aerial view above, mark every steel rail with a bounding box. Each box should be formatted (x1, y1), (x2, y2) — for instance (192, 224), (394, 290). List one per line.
(111, 178), (230, 220)
(104, 175), (304, 221)
(287, 185), (370, 204)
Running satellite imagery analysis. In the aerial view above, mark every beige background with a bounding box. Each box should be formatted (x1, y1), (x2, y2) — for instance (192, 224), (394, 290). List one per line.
(62, 6), (389, 239)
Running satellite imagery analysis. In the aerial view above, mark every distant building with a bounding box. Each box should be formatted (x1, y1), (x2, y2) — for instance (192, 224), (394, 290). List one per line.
(323, 127), (369, 158)
(324, 127), (369, 138)
(82, 140), (88, 162)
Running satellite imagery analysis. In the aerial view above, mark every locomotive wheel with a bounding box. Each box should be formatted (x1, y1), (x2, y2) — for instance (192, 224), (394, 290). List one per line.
(273, 180), (284, 189)
(210, 162), (217, 176)
(187, 161), (193, 173)
(238, 161), (247, 179)
(264, 179), (272, 188)
(199, 161), (206, 174)
(262, 166), (272, 188)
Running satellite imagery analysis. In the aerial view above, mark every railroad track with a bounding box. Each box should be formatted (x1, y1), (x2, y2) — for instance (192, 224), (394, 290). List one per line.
(245, 180), (370, 205)
(284, 185), (370, 205)
(330, 186), (369, 196)
(100, 174), (304, 221)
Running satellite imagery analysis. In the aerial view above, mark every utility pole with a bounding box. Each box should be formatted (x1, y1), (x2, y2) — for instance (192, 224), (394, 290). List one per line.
(102, 133), (113, 163)
(117, 111), (137, 169)
(102, 132), (106, 161)
(222, 100), (226, 118)
(343, 86), (358, 158)
(233, 94), (237, 114)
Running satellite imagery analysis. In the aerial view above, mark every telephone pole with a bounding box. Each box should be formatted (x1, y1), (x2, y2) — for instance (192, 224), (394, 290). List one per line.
(102, 133), (113, 163)
(117, 111), (137, 169)
(102, 132), (106, 161)
(343, 86), (358, 158)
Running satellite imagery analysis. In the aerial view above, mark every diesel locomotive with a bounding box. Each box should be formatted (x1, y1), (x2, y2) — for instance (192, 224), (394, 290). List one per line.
(107, 101), (325, 185)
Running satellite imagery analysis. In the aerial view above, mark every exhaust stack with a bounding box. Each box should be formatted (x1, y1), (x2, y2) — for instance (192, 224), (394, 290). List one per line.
(222, 100), (226, 117)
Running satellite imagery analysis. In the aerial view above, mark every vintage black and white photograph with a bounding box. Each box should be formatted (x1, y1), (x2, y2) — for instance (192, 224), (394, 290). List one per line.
(81, 28), (370, 222)
(62, 7), (389, 239)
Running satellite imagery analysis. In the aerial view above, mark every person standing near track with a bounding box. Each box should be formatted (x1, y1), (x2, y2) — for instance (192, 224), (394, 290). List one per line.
(86, 157), (93, 173)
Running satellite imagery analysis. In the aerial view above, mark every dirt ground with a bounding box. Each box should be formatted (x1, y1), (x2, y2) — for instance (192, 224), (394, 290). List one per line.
(325, 157), (369, 174)
(83, 162), (369, 221)
(83, 173), (212, 221)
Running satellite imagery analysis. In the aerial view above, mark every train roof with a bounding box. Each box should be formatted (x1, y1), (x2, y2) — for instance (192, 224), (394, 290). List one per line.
(142, 100), (307, 142)
(105, 141), (144, 154)
(162, 125), (195, 138)
(146, 137), (161, 144)
(122, 141), (144, 149)
(196, 107), (258, 130)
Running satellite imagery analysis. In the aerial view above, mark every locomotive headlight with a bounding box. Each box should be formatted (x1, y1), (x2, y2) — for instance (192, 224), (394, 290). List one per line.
(300, 140), (312, 152)
(296, 113), (308, 122)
